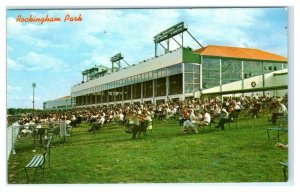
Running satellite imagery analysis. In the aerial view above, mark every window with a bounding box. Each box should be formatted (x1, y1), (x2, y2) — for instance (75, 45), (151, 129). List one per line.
(157, 69), (162, 78)
(221, 59), (242, 84)
(148, 72), (153, 80)
(132, 83), (141, 99)
(143, 80), (153, 98)
(161, 68), (166, 77)
(184, 63), (200, 93)
(184, 84), (193, 93)
(184, 63), (194, 72)
(169, 74), (182, 95)
(155, 77), (166, 96)
(123, 85), (131, 100)
(185, 73), (193, 83)
(167, 64), (182, 76)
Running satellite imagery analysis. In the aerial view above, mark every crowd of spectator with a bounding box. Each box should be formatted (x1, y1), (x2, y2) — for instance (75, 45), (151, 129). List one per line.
(14, 94), (288, 136)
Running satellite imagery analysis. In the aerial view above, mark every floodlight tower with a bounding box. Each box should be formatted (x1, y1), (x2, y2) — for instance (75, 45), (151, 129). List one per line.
(110, 53), (130, 72)
(32, 83), (36, 111)
(153, 21), (204, 57)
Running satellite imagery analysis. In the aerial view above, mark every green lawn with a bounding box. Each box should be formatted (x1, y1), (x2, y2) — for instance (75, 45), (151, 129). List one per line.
(7, 115), (288, 184)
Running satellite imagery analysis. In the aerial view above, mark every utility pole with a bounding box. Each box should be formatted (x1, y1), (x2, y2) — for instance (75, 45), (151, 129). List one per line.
(32, 83), (36, 112)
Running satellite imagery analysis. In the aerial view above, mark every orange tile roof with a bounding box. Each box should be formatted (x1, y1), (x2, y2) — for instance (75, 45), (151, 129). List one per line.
(194, 45), (287, 62)
(58, 96), (71, 100)
(45, 95), (71, 102)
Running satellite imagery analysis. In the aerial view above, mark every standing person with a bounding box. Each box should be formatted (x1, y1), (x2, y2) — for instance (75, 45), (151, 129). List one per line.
(126, 111), (140, 138)
(145, 110), (153, 133)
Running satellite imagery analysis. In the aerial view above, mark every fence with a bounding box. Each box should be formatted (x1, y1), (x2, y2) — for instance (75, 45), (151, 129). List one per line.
(6, 123), (20, 161)
(6, 121), (69, 160)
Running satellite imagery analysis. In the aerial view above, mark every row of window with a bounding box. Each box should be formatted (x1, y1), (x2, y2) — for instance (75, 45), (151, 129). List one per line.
(202, 57), (287, 89)
(74, 58), (287, 96)
(74, 63), (182, 97)
(184, 63), (201, 93)
(75, 74), (183, 105)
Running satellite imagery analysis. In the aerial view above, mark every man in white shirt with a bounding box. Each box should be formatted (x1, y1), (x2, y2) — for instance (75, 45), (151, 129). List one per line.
(197, 110), (211, 126)
(183, 110), (202, 133)
(271, 100), (288, 124)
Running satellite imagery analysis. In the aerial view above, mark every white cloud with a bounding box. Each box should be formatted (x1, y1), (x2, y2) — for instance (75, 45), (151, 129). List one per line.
(82, 34), (103, 47)
(7, 16), (66, 49)
(184, 8), (265, 49)
(8, 52), (68, 72)
(7, 95), (43, 109)
(7, 58), (22, 70)
(7, 95), (40, 103)
(7, 45), (13, 53)
(7, 85), (22, 92)
(187, 8), (263, 27)
(80, 54), (112, 70)
(7, 8), (285, 54)
(76, 9), (183, 68)
(21, 52), (68, 71)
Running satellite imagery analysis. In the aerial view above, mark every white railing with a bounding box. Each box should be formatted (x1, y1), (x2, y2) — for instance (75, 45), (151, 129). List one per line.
(7, 120), (70, 160)
(7, 123), (20, 161)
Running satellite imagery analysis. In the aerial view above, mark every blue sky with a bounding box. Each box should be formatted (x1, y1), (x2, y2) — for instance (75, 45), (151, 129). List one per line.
(6, 8), (288, 109)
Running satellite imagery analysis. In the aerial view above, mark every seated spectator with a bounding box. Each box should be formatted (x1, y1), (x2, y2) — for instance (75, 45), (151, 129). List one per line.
(212, 104), (221, 119)
(232, 100), (241, 114)
(196, 109), (211, 126)
(215, 104), (229, 130)
(138, 110), (152, 133)
(270, 100), (288, 124)
(248, 100), (262, 118)
(183, 110), (202, 133)
(179, 107), (189, 126)
(69, 115), (78, 127)
(88, 114), (104, 133)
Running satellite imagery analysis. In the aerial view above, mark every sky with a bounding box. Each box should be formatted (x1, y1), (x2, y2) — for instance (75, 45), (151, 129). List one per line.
(6, 8), (288, 109)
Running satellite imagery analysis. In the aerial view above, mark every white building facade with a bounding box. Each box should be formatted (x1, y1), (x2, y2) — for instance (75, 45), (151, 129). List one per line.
(70, 46), (288, 107)
(43, 96), (72, 110)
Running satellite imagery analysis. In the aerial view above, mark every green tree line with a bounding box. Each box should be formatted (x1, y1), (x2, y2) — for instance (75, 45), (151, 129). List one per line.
(7, 108), (43, 115)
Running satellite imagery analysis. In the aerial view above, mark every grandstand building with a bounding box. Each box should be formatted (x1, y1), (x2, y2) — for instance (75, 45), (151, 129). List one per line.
(70, 22), (288, 107)
(43, 96), (72, 110)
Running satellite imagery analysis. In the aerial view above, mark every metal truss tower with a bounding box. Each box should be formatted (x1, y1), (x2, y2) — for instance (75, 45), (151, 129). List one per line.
(153, 21), (204, 57)
(110, 53), (130, 72)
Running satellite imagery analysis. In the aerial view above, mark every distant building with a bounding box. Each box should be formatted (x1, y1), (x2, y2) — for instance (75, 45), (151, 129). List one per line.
(43, 96), (72, 110)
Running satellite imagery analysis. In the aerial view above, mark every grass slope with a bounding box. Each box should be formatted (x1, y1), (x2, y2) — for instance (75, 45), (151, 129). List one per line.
(7, 116), (288, 184)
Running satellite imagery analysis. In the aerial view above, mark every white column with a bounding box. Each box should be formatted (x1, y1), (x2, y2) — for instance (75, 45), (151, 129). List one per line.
(219, 59), (222, 93)
(200, 63), (203, 90)
(241, 61), (244, 97)
(121, 87), (124, 105)
(182, 63), (185, 100)
(166, 76), (169, 98)
(141, 83), (143, 103)
(152, 80), (155, 104)
(130, 84), (133, 104)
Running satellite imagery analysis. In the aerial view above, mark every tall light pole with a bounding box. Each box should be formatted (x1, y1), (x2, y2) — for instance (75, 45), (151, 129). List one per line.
(32, 83), (36, 112)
